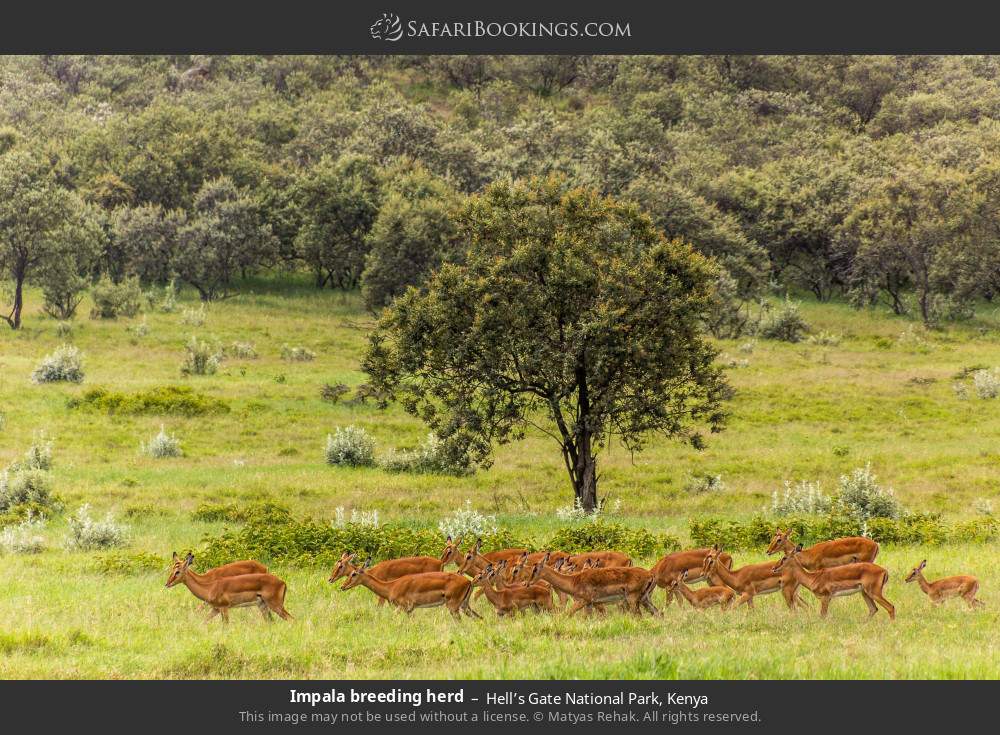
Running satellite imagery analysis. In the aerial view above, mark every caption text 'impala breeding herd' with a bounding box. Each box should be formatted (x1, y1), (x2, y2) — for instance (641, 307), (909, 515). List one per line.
(164, 529), (985, 624)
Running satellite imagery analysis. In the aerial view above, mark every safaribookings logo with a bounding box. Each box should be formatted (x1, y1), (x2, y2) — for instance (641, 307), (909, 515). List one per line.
(370, 13), (404, 41)
(369, 13), (631, 42)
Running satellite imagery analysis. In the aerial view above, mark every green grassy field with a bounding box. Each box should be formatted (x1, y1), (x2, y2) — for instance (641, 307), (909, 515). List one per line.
(2, 278), (999, 679)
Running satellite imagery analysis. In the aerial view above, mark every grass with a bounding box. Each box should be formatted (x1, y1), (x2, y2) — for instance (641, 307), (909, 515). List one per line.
(1, 278), (1000, 679)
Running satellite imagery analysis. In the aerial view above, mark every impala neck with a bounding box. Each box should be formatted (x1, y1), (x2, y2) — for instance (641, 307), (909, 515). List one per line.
(914, 571), (933, 595)
(180, 568), (214, 602)
(709, 560), (740, 588)
(674, 580), (697, 603)
(539, 565), (579, 595)
(784, 558), (820, 589)
(357, 573), (393, 598)
(477, 579), (502, 603)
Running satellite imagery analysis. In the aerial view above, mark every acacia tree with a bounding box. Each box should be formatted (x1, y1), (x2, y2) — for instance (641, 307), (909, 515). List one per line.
(364, 177), (730, 511)
(0, 149), (91, 329)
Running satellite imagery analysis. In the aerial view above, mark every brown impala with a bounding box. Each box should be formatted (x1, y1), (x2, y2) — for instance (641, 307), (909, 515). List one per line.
(906, 560), (984, 609)
(669, 569), (735, 611)
(766, 528), (879, 567)
(524, 551), (658, 617)
(342, 557), (479, 621)
(652, 547), (734, 606)
(703, 546), (808, 610)
(166, 552), (291, 622)
(471, 563), (554, 616)
(772, 544), (894, 620)
(167, 554), (268, 611)
(567, 550), (631, 569)
(328, 552), (446, 605)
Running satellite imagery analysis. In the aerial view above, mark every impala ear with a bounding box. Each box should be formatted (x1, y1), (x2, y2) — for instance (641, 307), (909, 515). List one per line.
(446, 535), (452, 543)
(920, 559), (927, 569)
(794, 543), (803, 553)
(363, 556), (373, 569)
(185, 551), (194, 564)
(786, 528), (794, 538)
(172, 551), (178, 561)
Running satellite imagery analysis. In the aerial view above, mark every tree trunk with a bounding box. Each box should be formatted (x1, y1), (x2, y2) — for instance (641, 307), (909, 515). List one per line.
(574, 438), (599, 513)
(8, 274), (24, 329)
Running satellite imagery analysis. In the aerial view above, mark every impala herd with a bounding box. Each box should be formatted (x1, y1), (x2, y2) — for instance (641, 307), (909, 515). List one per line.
(165, 529), (985, 623)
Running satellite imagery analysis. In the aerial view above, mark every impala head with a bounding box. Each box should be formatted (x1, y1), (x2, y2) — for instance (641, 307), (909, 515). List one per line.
(457, 545), (481, 575)
(702, 545), (722, 575)
(523, 552), (550, 587)
(341, 556), (373, 591)
(328, 552), (358, 583)
(772, 543), (804, 573)
(166, 551), (194, 587)
(766, 528), (794, 556)
(906, 559), (928, 583)
(471, 563), (495, 587)
(440, 535), (464, 566)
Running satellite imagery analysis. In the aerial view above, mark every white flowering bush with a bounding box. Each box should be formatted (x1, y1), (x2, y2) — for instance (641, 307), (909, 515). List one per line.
(973, 498), (994, 517)
(180, 336), (222, 376)
(282, 345), (316, 362)
(438, 500), (498, 540)
(0, 514), (46, 554)
(807, 331), (842, 346)
(379, 433), (475, 476)
(127, 316), (150, 338)
(31, 344), (84, 384)
(142, 425), (182, 458)
(229, 341), (258, 359)
(770, 480), (831, 516)
(159, 279), (179, 313)
(332, 507), (380, 528)
(555, 497), (621, 522)
(972, 369), (1000, 399)
(833, 464), (903, 521)
(324, 426), (376, 467)
(9, 431), (53, 472)
(63, 504), (128, 551)
(180, 304), (206, 326)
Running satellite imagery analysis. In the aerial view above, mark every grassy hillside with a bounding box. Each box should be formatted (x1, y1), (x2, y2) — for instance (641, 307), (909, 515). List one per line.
(1, 279), (999, 678)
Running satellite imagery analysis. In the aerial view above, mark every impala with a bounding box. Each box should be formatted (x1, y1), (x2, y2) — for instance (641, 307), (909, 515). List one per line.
(652, 547), (734, 605)
(669, 569), (735, 611)
(471, 563), (554, 616)
(342, 557), (479, 621)
(165, 552), (291, 622)
(703, 547), (807, 610)
(772, 544), (895, 619)
(328, 552), (446, 605)
(905, 560), (984, 608)
(524, 551), (658, 617)
(165, 555), (268, 611)
(766, 528), (879, 567)
(567, 551), (631, 569)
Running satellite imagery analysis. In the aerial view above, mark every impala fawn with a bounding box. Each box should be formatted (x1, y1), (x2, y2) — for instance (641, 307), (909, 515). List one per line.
(772, 544), (894, 620)
(166, 552), (291, 622)
(669, 569), (735, 610)
(342, 557), (479, 621)
(328, 551), (445, 606)
(471, 563), (554, 616)
(905, 560), (984, 608)
(652, 547), (734, 606)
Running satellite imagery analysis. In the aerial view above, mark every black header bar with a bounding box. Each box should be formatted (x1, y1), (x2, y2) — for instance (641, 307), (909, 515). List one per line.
(2, 1), (1000, 54)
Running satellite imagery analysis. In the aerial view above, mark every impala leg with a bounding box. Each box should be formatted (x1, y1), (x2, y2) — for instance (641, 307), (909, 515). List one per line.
(463, 604), (482, 620)
(205, 607), (221, 623)
(258, 599), (274, 621)
(566, 600), (588, 617)
(735, 591), (753, 609)
(860, 591), (878, 618)
(450, 607), (462, 622)
(871, 592), (895, 620)
(220, 607), (231, 624)
(819, 597), (831, 618)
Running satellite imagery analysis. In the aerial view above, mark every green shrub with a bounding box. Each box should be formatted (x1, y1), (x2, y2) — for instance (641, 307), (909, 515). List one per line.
(834, 464), (903, 521)
(546, 520), (680, 560)
(90, 550), (164, 576)
(90, 275), (143, 319)
(197, 509), (530, 569)
(760, 298), (809, 343)
(0, 469), (59, 516)
(67, 385), (229, 416)
(190, 501), (291, 524)
(689, 513), (986, 551)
